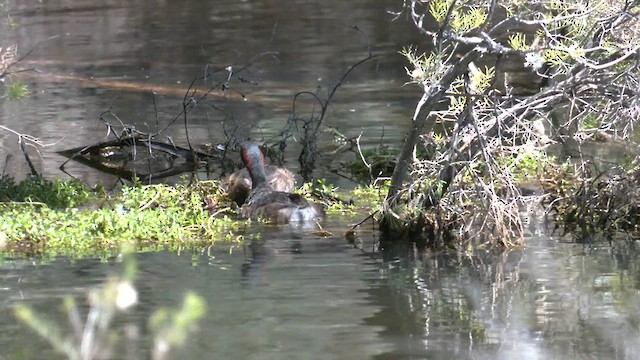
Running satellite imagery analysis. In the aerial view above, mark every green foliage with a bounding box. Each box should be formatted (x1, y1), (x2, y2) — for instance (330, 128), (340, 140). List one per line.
(0, 175), (378, 258)
(353, 182), (388, 201)
(580, 113), (601, 130)
(469, 64), (494, 94)
(564, 17), (590, 41)
(450, 7), (487, 34)
(0, 179), (248, 258)
(447, 76), (466, 113)
(429, 0), (487, 34)
(298, 178), (338, 198)
(429, 0), (453, 23)
(445, 64), (494, 113)
(543, 47), (570, 67)
(297, 179), (357, 214)
(352, 182), (388, 213)
(0, 175), (92, 208)
(507, 33), (529, 51)
(443, 63), (495, 114)
(400, 46), (447, 84)
(7, 80), (29, 100)
(502, 151), (552, 183)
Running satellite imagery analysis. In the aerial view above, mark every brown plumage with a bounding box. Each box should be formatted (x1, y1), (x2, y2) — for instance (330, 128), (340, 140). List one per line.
(238, 142), (325, 224)
(225, 166), (295, 206)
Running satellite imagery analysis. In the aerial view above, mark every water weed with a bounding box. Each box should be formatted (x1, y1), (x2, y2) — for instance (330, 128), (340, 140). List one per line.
(0, 177), (247, 258)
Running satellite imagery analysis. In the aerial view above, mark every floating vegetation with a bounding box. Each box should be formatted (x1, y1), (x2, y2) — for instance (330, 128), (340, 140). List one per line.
(0, 177), (248, 258)
(0, 176), (367, 258)
(0, 175), (92, 208)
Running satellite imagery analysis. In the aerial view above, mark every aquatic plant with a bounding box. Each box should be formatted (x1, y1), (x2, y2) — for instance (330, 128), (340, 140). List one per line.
(0, 177), (248, 258)
(0, 175), (92, 208)
(0, 175), (366, 258)
(297, 179), (358, 215)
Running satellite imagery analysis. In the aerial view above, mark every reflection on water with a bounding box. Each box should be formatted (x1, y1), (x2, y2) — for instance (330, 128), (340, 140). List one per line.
(2, 1), (640, 359)
(0, 0), (421, 185)
(1, 226), (640, 359)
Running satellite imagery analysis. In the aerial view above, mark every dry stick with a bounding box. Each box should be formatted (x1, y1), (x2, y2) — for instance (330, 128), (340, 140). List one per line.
(0, 123), (57, 176)
(71, 66), (237, 181)
(1, 154), (12, 176)
(350, 211), (379, 230)
(354, 132), (372, 180)
(312, 45), (374, 137)
(19, 139), (38, 176)
(164, 50), (280, 137)
(0, 35), (61, 78)
(288, 25), (375, 182)
(155, 67), (229, 135)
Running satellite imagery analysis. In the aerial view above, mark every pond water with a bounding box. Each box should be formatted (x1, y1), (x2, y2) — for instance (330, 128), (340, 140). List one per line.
(1, 222), (640, 360)
(1, 1), (639, 359)
(0, 0), (423, 186)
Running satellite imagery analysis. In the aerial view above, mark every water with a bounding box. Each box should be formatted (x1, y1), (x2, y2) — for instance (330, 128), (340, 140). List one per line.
(0, 0), (422, 186)
(2, 1), (640, 359)
(2, 226), (640, 359)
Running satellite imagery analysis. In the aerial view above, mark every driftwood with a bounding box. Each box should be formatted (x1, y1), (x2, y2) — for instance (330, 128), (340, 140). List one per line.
(58, 135), (223, 183)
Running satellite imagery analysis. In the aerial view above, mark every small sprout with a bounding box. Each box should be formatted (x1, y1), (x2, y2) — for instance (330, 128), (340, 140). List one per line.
(399, 46), (447, 86)
(468, 63), (495, 94)
(7, 81), (30, 100)
(450, 7), (487, 34)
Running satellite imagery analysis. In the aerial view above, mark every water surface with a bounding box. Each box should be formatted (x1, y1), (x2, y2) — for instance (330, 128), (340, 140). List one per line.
(1, 0), (422, 185)
(1, 2), (639, 359)
(1, 225), (639, 359)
